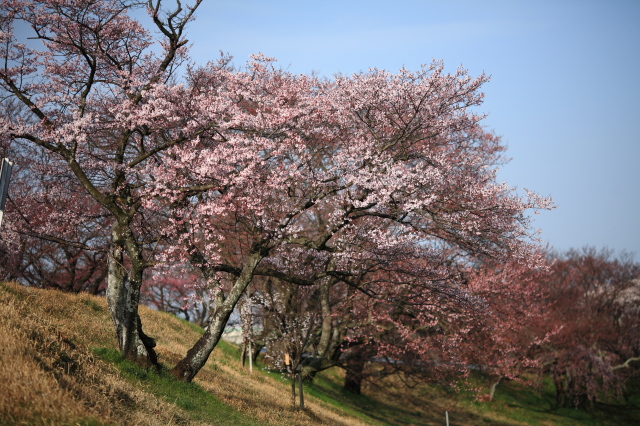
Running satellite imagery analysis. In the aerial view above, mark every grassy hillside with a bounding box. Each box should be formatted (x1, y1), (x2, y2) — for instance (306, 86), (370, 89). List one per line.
(1, 281), (639, 425)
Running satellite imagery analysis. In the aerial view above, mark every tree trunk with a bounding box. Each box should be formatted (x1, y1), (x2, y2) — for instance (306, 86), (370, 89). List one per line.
(251, 342), (263, 363)
(241, 339), (247, 368)
(300, 323), (346, 381)
(105, 224), (157, 368)
(241, 339), (263, 366)
(554, 371), (567, 408)
(343, 355), (366, 394)
(488, 376), (503, 401)
(300, 279), (347, 380)
(171, 252), (263, 382)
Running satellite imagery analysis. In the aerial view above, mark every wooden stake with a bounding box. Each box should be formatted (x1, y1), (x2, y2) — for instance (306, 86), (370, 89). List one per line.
(299, 371), (305, 409)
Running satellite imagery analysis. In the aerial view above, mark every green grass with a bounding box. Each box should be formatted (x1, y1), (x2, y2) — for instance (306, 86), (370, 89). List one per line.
(255, 361), (640, 426)
(250, 359), (430, 425)
(93, 347), (265, 426)
(459, 374), (640, 426)
(304, 370), (389, 425)
(88, 312), (640, 426)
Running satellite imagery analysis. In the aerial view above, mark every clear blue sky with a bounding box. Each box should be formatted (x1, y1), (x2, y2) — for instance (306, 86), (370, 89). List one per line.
(183, 0), (640, 258)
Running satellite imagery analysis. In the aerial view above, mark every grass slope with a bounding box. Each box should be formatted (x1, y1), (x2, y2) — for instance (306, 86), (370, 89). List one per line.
(1, 281), (638, 425)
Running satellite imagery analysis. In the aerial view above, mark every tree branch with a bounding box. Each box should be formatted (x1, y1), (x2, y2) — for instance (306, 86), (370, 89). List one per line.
(612, 356), (640, 370)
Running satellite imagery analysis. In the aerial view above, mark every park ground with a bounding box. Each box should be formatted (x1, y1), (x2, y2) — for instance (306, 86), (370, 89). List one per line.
(1, 281), (639, 425)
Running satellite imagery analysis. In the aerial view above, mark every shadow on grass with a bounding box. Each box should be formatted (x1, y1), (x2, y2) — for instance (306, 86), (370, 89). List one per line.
(304, 370), (509, 426)
(482, 376), (640, 426)
(93, 347), (264, 426)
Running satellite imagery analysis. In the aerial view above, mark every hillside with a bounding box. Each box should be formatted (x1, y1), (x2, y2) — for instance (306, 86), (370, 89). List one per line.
(0, 281), (367, 425)
(1, 281), (639, 425)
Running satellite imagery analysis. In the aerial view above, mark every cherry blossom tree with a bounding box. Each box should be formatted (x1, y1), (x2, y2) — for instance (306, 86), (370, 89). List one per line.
(460, 251), (554, 401)
(1, 0), (209, 366)
(3, 144), (110, 293)
(141, 263), (213, 326)
(250, 250), (554, 397)
(540, 247), (640, 407)
(1, 0), (553, 384)
(254, 278), (322, 374)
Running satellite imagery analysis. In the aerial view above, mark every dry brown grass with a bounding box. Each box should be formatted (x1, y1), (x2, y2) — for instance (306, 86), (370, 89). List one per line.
(194, 357), (365, 426)
(3, 281), (630, 426)
(0, 282), (366, 425)
(0, 282), (200, 425)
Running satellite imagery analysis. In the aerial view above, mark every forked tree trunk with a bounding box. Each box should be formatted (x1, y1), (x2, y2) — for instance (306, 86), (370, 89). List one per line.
(241, 339), (248, 368)
(171, 252), (263, 382)
(251, 342), (264, 363)
(300, 279), (347, 380)
(105, 224), (157, 367)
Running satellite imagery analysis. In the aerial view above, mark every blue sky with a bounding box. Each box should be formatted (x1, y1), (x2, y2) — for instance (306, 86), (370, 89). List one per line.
(182, 0), (640, 258)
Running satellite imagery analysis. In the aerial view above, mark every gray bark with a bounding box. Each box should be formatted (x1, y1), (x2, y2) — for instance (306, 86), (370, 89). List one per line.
(171, 251), (263, 382)
(105, 222), (157, 367)
(488, 376), (503, 401)
(301, 280), (347, 379)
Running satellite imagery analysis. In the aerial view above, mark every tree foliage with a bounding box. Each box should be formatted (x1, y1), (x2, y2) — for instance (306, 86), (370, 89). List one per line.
(540, 247), (640, 407)
(1, 0), (553, 384)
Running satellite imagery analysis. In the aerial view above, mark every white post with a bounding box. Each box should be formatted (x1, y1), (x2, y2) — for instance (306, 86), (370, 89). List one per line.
(446, 411), (449, 426)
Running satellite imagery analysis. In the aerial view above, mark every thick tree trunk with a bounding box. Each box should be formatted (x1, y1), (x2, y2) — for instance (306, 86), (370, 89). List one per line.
(171, 252), (263, 382)
(105, 224), (157, 367)
(342, 343), (377, 394)
(300, 324), (346, 380)
(343, 355), (367, 394)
